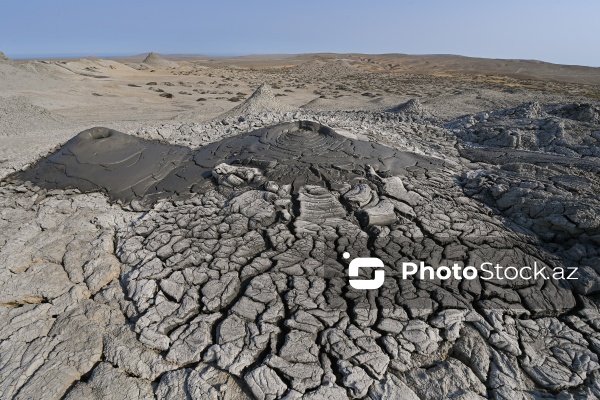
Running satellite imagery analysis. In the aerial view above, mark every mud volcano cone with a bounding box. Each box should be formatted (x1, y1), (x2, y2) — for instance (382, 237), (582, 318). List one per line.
(218, 83), (295, 119)
(143, 52), (179, 68)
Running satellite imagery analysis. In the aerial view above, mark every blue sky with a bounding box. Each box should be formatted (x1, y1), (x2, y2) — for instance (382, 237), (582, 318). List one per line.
(1, 0), (599, 67)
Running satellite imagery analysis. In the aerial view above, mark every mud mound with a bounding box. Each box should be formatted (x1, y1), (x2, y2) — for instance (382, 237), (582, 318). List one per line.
(386, 98), (435, 122)
(143, 52), (179, 69)
(193, 120), (444, 188)
(491, 101), (544, 119)
(15, 127), (194, 204)
(0, 96), (64, 136)
(0, 51), (9, 62)
(218, 83), (295, 119)
(16, 121), (443, 204)
(549, 103), (600, 124)
(449, 101), (599, 157)
(387, 98), (431, 116)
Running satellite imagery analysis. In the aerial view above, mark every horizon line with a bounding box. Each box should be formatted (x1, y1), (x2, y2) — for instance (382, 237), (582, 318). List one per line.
(4, 51), (600, 69)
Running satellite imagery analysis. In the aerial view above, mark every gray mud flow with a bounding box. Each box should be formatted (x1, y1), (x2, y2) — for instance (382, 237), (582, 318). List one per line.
(14, 121), (445, 204)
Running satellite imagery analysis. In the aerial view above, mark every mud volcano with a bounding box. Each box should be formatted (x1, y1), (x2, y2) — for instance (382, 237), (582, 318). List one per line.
(16, 121), (444, 204)
(4, 110), (600, 399)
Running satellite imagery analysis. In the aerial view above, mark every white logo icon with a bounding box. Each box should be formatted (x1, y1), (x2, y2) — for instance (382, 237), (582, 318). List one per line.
(344, 252), (385, 290)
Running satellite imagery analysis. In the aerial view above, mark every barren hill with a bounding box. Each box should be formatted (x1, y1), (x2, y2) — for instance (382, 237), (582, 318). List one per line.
(218, 83), (295, 119)
(143, 52), (179, 69)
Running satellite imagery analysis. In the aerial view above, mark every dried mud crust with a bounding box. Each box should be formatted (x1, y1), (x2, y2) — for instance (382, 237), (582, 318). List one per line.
(1, 102), (600, 399)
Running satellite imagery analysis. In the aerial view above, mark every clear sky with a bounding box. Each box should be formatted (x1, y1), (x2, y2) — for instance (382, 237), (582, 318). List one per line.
(2, 0), (599, 67)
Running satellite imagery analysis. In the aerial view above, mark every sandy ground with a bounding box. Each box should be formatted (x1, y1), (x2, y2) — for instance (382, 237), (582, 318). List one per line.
(1, 52), (599, 178)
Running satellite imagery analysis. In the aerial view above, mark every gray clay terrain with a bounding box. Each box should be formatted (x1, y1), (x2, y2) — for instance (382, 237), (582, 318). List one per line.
(1, 52), (600, 399)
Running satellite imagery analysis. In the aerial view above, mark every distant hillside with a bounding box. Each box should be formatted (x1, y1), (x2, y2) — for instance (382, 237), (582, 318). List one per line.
(342, 53), (600, 86)
(40, 51), (600, 86)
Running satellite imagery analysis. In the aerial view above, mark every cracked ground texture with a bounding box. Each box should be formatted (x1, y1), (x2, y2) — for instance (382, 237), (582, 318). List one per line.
(1, 100), (600, 399)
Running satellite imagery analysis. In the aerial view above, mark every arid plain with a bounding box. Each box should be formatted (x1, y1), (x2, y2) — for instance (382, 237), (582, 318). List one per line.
(1, 51), (600, 399)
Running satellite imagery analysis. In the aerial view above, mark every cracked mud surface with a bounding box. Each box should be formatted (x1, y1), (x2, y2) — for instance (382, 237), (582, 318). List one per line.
(2, 98), (600, 399)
